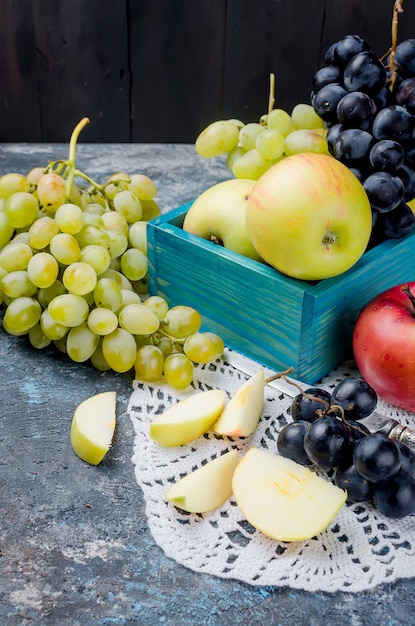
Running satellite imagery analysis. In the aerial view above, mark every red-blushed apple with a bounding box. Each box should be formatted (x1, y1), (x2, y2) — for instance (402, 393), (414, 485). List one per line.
(353, 282), (415, 413)
(245, 152), (372, 280)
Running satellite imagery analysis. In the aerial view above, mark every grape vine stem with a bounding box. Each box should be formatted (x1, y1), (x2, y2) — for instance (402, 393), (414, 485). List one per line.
(66, 117), (90, 200)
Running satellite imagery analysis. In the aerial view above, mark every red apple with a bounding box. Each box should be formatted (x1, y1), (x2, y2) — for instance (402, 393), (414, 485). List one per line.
(353, 282), (415, 413)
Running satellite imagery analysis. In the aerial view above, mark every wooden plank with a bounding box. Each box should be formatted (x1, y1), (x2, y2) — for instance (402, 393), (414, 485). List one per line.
(0, 0), (42, 141)
(129, 0), (226, 143)
(223, 0), (327, 123)
(30, 0), (130, 142)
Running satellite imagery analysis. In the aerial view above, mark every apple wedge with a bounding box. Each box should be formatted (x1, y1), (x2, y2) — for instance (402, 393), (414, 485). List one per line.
(70, 391), (117, 465)
(165, 448), (239, 513)
(232, 447), (347, 542)
(214, 369), (264, 437)
(149, 389), (226, 447)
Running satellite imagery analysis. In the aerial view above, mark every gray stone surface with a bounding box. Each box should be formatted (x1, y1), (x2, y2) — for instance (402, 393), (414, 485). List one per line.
(0, 143), (414, 625)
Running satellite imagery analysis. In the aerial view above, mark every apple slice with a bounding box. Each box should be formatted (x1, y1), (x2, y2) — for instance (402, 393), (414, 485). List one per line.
(232, 447), (347, 542)
(214, 369), (264, 437)
(70, 391), (117, 465)
(149, 389), (226, 447)
(165, 448), (239, 513)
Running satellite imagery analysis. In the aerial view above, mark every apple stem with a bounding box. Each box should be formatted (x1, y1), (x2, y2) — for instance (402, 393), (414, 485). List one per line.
(401, 284), (415, 314)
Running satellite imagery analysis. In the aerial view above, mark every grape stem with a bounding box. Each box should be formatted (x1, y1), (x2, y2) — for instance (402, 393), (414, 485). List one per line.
(65, 117), (90, 201)
(384, 0), (405, 91)
(268, 73), (276, 115)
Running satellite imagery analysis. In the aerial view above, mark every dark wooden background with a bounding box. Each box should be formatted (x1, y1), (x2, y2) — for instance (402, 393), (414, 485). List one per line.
(1, 0), (414, 144)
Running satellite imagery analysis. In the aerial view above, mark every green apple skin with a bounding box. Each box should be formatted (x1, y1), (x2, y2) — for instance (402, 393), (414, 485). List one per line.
(232, 447), (347, 542)
(165, 448), (239, 513)
(245, 153), (372, 280)
(149, 389), (226, 447)
(70, 391), (117, 465)
(214, 369), (264, 437)
(182, 178), (263, 261)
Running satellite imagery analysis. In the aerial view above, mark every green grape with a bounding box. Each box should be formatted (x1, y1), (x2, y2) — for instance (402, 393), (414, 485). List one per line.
(91, 339), (111, 371)
(128, 174), (158, 201)
(239, 123), (264, 151)
(256, 128), (285, 160)
(102, 327), (137, 373)
(53, 336), (68, 353)
(62, 262), (97, 295)
(226, 146), (245, 172)
(83, 213), (104, 227)
(134, 276), (148, 294)
(93, 277), (123, 312)
(101, 211), (129, 236)
(49, 233), (81, 265)
(75, 224), (111, 249)
(99, 268), (133, 291)
(54, 203), (85, 234)
(37, 279), (67, 309)
(163, 353), (194, 389)
(107, 230), (128, 259)
(143, 295), (169, 319)
(87, 307), (118, 335)
(120, 248), (148, 281)
(195, 120), (240, 158)
(0, 212), (15, 248)
(26, 167), (46, 185)
(3, 296), (42, 335)
(0, 242), (33, 271)
(0, 173), (30, 198)
(156, 335), (174, 358)
(283, 129), (329, 157)
(78, 244), (111, 275)
(266, 108), (296, 136)
(28, 215), (59, 250)
(104, 172), (130, 199)
(134, 344), (164, 382)
(40, 308), (70, 340)
(113, 190), (143, 224)
(183, 332), (218, 364)
(203, 331), (225, 357)
(118, 302), (160, 335)
(232, 149), (270, 180)
(119, 288), (141, 308)
(66, 322), (100, 362)
(28, 322), (52, 349)
(162, 305), (202, 338)
(291, 103), (325, 130)
(37, 172), (66, 213)
(48, 293), (90, 327)
(83, 201), (108, 216)
(1, 270), (37, 298)
(128, 221), (147, 253)
(140, 199), (161, 221)
(27, 252), (59, 288)
(4, 192), (39, 228)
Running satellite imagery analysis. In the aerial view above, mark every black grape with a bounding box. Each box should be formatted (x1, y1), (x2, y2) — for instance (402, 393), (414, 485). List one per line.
(397, 164), (415, 201)
(396, 77), (415, 115)
(353, 433), (401, 483)
(277, 421), (312, 466)
(336, 91), (377, 131)
(332, 34), (372, 69)
(363, 172), (404, 213)
(313, 83), (349, 124)
(397, 441), (415, 478)
(372, 105), (414, 143)
(334, 463), (374, 503)
(312, 65), (343, 93)
(330, 376), (378, 420)
(380, 202), (415, 239)
(373, 469), (415, 518)
(303, 416), (350, 470)
(332, 128), (375, 168)
(290, 387), (331, 422)
(369, 139), (405, 173)
(343, 51), (387, 94)
(394, 39), (415, 78)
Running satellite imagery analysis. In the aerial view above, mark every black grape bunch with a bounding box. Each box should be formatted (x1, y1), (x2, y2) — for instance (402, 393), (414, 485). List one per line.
(311, 33), (415, 244)
(278, 376), (415, 519)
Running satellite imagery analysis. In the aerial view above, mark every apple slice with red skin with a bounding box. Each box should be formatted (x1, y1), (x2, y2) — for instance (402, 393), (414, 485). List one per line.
(353, 282), (415, 413)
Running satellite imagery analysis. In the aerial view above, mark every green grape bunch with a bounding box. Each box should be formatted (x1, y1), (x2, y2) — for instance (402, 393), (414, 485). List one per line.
(0, 118), (225, 391)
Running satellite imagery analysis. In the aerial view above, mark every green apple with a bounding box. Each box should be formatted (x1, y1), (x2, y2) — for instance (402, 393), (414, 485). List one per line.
(165, 448), (239, 513)
(232, 447), (347, 541)
(70, 391), (117, 465)
(149, 388), (226, 447)
(182, 178), (263, 261)
(245, 152), (372, 280)
(214, 369), (264, 437)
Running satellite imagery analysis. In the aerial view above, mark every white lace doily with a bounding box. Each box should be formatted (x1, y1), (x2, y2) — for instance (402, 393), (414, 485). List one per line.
(128, 350), (415, 593)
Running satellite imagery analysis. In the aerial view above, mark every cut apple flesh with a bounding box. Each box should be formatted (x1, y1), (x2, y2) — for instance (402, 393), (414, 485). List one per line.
(149, 389), (226, 447)
(214, 369), (264, 437)
(165, 448), (239, 513)
(232, 447), (347, 542)
(70, 391), (117, 465)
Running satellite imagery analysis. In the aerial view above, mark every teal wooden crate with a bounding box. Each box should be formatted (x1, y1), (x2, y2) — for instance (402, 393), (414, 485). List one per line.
(147, 202), (415, 383)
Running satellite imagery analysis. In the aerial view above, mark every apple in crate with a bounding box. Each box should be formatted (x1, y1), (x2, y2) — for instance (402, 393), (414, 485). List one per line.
(182, 178), (262, 261)
(70, 391), (116, 465)
(165, 449), (239, 513)
(214, 369), (264, 437)
(149, 389), (226, 447)
(353, 282), (415, 413)
(245, 152), (372, 280)
(232, 447), (347, 541)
